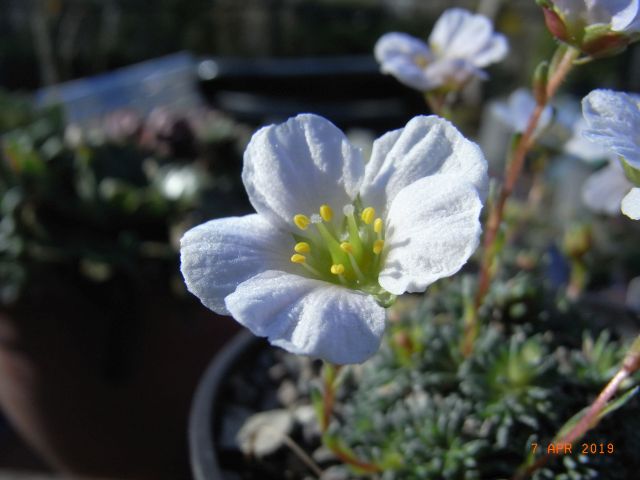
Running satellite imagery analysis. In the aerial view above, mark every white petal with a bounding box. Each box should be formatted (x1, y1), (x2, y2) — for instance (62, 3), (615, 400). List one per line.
(180, 214), (291, 315)
(610, 0), (640, 31)
(225, 271), (386, 364)
(379, 174), (483, 295)
(621, 187), (640, 219)
(492, 88), (553, 134)
(429, 8), (508, 67)
(471, 34), (509, 68)
(360, 115), (488, 217)
(553, 0), (587, 24)
(374, 32), (435, 91)
(242, 114), (364, 230)
(564, 117), (612, 163)
(374, 32), (431, 65)
(423, 57), (487, 88)
(373, 32), (431, 63)
(582, 89), (640, 170)
(581, 161), (633, 215)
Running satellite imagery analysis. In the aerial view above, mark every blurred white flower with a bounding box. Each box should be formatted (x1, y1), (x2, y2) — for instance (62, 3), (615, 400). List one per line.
(180, 114), (487, 364)
(580, 89), (640, 220)
(549, 0), (639, 31)
(549, 0), (639, 32)
(374, 8), (508, 92)
(491, 88), (553, 135)
(540, 0), (640, 56)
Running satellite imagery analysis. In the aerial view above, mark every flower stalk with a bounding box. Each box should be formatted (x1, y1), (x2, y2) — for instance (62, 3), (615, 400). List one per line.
(318, 363), (384, 474)
(467, 45), (581, 355)
(513, 335), (640, 480)
(319, 362), (341, 433)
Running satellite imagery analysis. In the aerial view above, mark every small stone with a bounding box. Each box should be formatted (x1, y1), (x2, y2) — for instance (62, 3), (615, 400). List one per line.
(312, 446), (337, 464)
(236, 409), (293, 458)
(293, 405), (316, 426)
(268, 363), (287, 381)
(277, 380), (298, 407)
(320, 465), (350, 480)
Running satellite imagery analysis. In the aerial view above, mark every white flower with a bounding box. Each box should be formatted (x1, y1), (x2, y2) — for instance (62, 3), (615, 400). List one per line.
(491, 88), (553, 135)
(549, 0), (640, 32)
(374, 8), (508, 92)
(580, 89), (640, 220)
(582, 89), (640, 169)
(180, 114), (487, 364)
(582, 159), (635, 214)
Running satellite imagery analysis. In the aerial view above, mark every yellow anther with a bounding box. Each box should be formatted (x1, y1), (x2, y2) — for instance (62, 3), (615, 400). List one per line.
(293, 214), (310, 230)
(330, 264), (345, 275)
(414, 55), (429, 69)
(319, 204), (333, 222)
(291, 254), (306, 264)
(340, 242), (353, 254)
(294, 242), (311, 254)
(361, 207), (375, 225)
(374, 218), (383, 234)
(373, 240), (385, 255)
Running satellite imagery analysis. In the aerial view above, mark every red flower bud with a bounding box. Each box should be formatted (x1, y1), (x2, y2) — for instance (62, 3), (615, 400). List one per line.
(582, 31), (630, 58)
(542, 7), (570, 42)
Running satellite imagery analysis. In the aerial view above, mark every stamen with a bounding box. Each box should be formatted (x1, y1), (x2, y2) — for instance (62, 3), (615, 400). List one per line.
(294, 214), (310, 230)
(346, 252), (366, 283)
(340, 242), (353, 254)
(342, 204), (355, 216)
(291, 254), (306, 264)
(294, 242), (311, 254)
(373, 239), (385, 255)
(361, 207), (375, 225)
(374, 218), (383, 234)
(330, 264), (345, 275)
(344, 209), (364, 258)
(414, 54), (429, 69)
(291, 253), (321, 277)
(320, 204), (333, 222)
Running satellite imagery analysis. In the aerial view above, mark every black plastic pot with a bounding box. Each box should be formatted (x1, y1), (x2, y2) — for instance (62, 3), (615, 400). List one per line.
(189, 329), (262, 480)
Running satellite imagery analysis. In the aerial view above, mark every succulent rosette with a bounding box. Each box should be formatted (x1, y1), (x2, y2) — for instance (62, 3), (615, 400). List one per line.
(374, 8), (508, 92)
(180, 114), (487, 364)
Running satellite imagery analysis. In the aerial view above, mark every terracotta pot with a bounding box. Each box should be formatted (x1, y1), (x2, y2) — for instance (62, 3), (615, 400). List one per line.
(0, 277), (239, 480)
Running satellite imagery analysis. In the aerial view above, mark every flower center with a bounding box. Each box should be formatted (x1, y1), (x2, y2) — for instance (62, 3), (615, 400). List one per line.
(413, 54), (430, 69)
(289, 202), (391, 300)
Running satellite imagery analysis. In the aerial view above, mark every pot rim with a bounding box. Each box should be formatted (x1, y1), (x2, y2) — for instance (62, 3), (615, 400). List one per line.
(188, 328), (257, 480)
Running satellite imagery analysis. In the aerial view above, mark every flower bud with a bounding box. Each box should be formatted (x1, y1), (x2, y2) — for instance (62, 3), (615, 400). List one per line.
(537, 1), (640, 58)
(541, 6), (571, 43)
(582, 24), (630, 58)
(532, 61), (549, 104)
(562, 223), (592, 259)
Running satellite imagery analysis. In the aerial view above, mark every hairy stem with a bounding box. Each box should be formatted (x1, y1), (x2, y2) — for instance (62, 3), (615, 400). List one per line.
(513, 335), (640, 479)
(464, 46), (580, 356)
